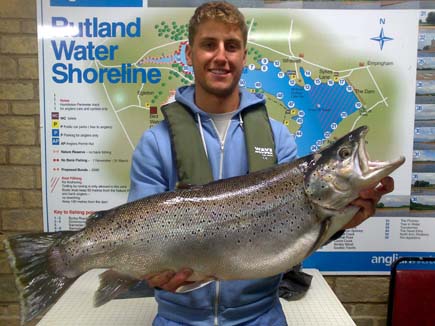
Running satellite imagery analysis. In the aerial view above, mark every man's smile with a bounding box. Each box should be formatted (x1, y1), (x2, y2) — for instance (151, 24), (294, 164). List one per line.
(209, 68), (230, 75)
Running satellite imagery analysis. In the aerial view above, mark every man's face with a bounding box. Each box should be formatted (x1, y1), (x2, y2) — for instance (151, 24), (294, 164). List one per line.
(186, 19), (247, 100)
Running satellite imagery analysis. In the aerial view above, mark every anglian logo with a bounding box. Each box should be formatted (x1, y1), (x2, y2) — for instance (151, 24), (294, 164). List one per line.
(254, 146), (273, 160)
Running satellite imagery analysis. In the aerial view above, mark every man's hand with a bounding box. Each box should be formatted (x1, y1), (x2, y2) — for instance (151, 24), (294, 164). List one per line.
(342, 176), (395, 229)
(142, 268), (193, 292)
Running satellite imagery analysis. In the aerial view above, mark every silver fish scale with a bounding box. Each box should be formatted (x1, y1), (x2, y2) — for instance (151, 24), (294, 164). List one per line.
(57, 163), (323, 280)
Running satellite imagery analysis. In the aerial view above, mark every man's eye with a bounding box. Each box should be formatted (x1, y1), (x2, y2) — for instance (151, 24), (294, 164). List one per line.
(226, 43), (239, 52)
(202, 42), (215, 50)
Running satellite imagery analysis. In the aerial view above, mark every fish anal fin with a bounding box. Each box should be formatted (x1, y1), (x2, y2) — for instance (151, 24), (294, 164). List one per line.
(94, 270), (139, 307)
(175, 279), (216, 293)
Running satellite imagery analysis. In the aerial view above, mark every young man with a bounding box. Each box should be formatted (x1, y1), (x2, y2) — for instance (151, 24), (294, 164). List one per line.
(128, 2), (394, 325)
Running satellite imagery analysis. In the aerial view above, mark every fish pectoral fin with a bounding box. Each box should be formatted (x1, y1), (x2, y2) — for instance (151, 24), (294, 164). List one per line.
(94, 270), (138, 307)
(175, 279), (215, 293)
(314, 218), (332, 249)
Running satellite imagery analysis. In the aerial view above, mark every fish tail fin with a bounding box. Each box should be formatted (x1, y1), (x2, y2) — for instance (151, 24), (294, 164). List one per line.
(4, 232), (77, 324)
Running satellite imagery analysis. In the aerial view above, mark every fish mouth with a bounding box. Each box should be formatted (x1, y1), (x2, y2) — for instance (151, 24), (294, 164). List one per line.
(355, 126), (405, 187)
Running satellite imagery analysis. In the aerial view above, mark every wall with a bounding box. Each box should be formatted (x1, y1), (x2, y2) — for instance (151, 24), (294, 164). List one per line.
(0, 1), (390, 325)
(1, 1), (41, 325)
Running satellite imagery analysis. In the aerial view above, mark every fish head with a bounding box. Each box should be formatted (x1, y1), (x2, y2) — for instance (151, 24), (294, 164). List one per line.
(303, 125), (405, 215)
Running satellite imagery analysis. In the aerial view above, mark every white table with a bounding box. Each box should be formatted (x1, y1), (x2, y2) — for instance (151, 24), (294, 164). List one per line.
(37, 269), (355, 326)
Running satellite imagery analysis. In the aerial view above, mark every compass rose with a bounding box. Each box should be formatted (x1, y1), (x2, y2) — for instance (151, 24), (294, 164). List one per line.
(370, 27), (393, 50)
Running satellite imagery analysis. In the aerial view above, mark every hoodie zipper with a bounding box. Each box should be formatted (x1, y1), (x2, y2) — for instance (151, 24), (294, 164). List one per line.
(198, 115), (237, 325)
(209, 118), (230, 179)
(214, 281), (220, 326)
(209, 118), (231, 326)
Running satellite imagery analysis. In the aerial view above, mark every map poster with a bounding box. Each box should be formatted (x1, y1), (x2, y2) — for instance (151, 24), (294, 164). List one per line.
(38, 0), (423, 273)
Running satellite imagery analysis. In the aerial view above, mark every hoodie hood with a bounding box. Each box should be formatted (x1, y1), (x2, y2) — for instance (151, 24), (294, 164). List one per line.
(175, 85), (266, 119)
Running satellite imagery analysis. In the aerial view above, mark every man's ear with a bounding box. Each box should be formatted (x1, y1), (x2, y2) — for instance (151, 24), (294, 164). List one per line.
(186, 44), (193, 66)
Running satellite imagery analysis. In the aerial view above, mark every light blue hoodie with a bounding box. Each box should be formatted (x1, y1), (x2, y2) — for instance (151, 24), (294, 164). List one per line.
(128, 85), (298, 326)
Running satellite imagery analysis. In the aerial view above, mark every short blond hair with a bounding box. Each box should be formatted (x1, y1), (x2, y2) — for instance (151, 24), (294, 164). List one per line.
(188, 1), (248, 46)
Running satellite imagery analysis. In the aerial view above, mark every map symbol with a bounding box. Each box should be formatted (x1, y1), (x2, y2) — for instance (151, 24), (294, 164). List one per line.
(370, 27), (393, 50)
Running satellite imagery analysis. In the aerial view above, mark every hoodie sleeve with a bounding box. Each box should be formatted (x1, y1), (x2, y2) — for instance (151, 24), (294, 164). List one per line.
(270, 119), (298, 164)
(128, 128), (169, 202)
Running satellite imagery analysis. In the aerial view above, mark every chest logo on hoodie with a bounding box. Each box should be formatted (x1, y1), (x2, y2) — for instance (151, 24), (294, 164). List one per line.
(254, 146), (274, 160)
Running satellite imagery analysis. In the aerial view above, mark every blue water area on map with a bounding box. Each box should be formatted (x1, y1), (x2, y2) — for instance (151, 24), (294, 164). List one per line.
(240, 63), (360, 156)
(159, 57), (173, 64)
(175, 44), (193, 74)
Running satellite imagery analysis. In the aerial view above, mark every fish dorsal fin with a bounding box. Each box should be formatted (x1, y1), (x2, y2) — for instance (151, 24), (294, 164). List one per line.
(86, 211), (105, 226)
(175, 182), (205, 192)
(94, 270), (138, 307)
(176, 182), (195, 189)
(86, 210), (115, 227)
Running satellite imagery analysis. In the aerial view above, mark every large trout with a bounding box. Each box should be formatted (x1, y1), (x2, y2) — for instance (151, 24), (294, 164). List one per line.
(5, 125), (404, 324)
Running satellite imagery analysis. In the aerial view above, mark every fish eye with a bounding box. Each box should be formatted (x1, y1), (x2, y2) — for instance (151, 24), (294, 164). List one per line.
(338, 146), (352, 159)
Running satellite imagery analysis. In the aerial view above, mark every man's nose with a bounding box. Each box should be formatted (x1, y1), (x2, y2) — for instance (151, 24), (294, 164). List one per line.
(214, 43), (227, 62)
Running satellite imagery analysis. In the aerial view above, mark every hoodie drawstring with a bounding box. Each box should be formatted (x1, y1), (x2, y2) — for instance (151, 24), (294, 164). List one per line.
(197, 113), (209, 159)
(238, 113), (244, 130)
